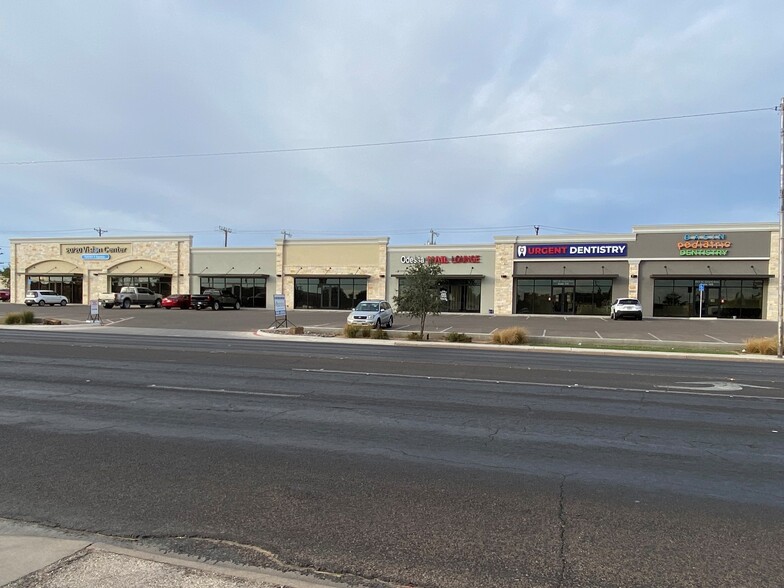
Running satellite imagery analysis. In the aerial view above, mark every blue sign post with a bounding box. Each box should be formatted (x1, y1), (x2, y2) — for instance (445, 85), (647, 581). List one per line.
(698, 283), (705, 317)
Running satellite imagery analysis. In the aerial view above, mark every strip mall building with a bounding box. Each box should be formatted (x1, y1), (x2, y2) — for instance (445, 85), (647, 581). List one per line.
(8, 222), (780, 320)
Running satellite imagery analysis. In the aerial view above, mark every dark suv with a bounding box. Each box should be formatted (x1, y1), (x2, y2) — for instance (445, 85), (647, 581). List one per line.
(191, 289), (241, 310)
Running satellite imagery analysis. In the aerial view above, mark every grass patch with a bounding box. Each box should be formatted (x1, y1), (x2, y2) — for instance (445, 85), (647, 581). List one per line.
(369, 328), (388, 340)
(492, 326), (528, 345)
(743, 336), (777, 355)
(4, 311), (35, 325)
(407, 332), (423, 341)
(531, 340), (738, 355)
(445, 332), (472, 343)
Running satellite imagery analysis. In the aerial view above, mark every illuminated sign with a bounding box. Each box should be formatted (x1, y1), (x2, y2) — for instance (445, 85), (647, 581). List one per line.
(677, 233), (732, 256)
(401, 255), (481, 264)
(515, 243), (627, 259)
(63, 244), (129, 255)
(81, 253), (111, 260)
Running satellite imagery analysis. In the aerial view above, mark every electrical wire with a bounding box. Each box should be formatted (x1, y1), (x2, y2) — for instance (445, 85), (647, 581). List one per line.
(0, 107), (774, 166)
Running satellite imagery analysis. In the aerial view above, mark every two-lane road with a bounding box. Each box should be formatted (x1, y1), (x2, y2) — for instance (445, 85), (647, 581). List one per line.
(0, 330), (782, 587)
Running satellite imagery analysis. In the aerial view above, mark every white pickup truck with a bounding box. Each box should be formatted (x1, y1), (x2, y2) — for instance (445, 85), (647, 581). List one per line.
(99, 286), (163, 309)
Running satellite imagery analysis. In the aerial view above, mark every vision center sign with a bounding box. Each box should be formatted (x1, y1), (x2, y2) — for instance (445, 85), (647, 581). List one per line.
(515, 243), (628, 259)
(61, 243), (131, 260)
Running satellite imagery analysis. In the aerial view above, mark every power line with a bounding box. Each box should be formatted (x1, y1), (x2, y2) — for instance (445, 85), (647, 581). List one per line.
(0, 107), (775, 166)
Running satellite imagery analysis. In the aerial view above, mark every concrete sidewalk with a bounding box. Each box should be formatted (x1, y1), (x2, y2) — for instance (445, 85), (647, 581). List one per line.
(1, 525), (349, 588)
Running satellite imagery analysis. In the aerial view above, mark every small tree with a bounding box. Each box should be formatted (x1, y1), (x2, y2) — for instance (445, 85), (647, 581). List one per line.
(393, 259), (443, 339)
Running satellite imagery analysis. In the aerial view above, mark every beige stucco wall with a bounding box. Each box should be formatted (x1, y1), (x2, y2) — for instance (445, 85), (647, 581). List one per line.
(275, 238), (389, 309)
(9, 236), (191, 304)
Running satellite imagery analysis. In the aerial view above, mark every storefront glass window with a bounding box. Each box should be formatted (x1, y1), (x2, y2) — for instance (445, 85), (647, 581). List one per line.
(110, 276), (172, 297)
(515, 278), (612, 315)
(26, 274), (83, 303)
(294, 278), (367, 309)
(200, 277), (267, 308)
(398, 278), (481, 312)
(653, 278), (763, 318)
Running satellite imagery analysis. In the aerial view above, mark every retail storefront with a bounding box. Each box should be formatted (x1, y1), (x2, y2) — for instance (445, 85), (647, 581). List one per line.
(9, 236), (191, 304)
(191, 248), (274, 308)
(388, 246), (495, 313)
(494, 223), (778, 319)
(8, 223), (779, 319)
(278, 238), (388, 310)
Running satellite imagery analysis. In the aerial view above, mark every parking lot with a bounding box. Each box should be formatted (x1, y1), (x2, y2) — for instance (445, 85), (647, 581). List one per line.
(0, 302), (776, 346)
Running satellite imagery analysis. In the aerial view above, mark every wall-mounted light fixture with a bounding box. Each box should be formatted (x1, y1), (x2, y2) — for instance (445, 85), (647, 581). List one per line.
(501, 274), (509, 279)
(707, 265), (712, 274)
(379, 274), (385, 278)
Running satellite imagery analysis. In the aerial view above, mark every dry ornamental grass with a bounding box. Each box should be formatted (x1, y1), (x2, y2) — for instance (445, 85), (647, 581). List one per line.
(492, 326), (529, 345)
(743, 336), (777, 355)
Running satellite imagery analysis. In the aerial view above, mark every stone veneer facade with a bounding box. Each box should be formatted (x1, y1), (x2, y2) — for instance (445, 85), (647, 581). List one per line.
(9, 236), (191, 304)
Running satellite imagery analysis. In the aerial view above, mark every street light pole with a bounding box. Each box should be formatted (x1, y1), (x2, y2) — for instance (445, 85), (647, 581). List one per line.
(778, 96), (784, 358)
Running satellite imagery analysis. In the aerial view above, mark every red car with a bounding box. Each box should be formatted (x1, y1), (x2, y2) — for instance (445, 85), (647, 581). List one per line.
(161, 294), (191, 309)
(0, 289), (10, 302)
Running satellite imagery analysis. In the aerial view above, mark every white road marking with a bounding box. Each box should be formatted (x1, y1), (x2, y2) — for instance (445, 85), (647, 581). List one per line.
(293, 370), (784, 400)
(542, 329), (547, 337)
(441, 326), (454, 332)
(595, 331), (603, 339)
(705, 334), (728, 344)
(655, 381), (774, 392)
(148, 384), (300, 398)
(648, 333), (662, 341)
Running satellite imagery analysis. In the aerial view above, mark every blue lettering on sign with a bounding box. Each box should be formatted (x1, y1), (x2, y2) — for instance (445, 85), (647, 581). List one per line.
(81, 253), (111, 260)
(516, 243), (628, 258)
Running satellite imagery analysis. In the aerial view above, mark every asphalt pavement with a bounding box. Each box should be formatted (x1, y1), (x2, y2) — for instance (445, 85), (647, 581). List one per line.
(0, 304), (781, 587)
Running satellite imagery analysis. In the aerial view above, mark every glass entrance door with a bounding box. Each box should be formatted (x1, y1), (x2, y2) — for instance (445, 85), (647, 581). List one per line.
(552, 285), (575, 314)
(320, 284), (340, 309)
(702, 286), (721, 318)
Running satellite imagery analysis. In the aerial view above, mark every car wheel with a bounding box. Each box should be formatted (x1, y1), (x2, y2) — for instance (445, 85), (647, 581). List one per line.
(140, 305), (146, 308)
(122, 299), (131, 309)
(234, 301), (241, 310)
(610, 312), (615, 320)
(155, 299), (162, 308)
(387, 315), (393, 328)
(212, 301), (220, 311)
(60, 300), (67, 306)
(38, 300), (46, 307)
(104, 303), (114, 309)
(374, 319), (381, 329)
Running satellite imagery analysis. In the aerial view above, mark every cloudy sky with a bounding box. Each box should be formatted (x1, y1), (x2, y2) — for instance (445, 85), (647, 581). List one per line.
(1, 1), (782, 262)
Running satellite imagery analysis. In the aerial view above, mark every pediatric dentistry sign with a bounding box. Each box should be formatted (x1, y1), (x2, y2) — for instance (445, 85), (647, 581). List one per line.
(515, 243), (628, 259)
(676, 233), (732, 256)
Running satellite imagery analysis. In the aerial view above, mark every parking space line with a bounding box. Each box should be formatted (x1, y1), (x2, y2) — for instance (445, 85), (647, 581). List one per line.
(648, 333), (662, 341)
(441, 326), (453, 332)
(705, 334), (728, 344)
(542, 329), (547, 337)
(595, 331), (603, 339)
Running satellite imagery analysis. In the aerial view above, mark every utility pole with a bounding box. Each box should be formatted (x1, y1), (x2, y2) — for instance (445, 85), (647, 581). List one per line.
(93, 227), (108, 237)
(778, 96), (784, 358)
(281, 229), (292, 242)
(218, 226), (233, 248)
(428, 228), (439, 245)
(534, 225), (540, 235)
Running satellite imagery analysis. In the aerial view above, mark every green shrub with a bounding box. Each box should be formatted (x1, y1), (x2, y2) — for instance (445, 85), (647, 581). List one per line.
(4, 311), (34, 325)
(743, 336), (777, 355)
(492, 326), (528, 345)
(445, 332), (472, 343)
(369, 328), (388, 339)
(407, 332), (423, 341)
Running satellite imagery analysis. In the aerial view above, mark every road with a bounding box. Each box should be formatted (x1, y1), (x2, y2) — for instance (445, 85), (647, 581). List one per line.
(0, 329), (782, 587)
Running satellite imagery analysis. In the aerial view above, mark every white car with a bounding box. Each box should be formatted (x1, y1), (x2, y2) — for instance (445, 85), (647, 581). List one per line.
(347, 300), (394, 328)
(24, 290), (69, 307)
(610, 298), (642, 320)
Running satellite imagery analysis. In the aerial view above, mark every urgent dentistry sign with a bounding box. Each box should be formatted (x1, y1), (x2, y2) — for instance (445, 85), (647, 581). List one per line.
(515, 243), (628, 259)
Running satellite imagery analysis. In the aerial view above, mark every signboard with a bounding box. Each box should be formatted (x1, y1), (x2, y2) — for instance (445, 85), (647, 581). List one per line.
(515, 243), (628, 259)
(82, 253), (111, 260)
(401, 254), (481, 264)
(273, 294), (287, 318)
(677, 233), (732, 256)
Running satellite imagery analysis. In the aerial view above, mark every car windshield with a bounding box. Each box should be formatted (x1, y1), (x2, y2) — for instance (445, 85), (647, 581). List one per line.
(355, 302), (379, 311)
(618, 299), (639, 305)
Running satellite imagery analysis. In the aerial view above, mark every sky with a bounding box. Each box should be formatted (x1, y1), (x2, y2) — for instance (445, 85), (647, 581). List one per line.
(1, 1), (783, 265)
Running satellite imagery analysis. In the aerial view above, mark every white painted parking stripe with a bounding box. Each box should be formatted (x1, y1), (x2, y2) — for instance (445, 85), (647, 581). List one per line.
(649, 333), (662, 341)
(595, 331), (603, 339)
(705, 334), (728, 344)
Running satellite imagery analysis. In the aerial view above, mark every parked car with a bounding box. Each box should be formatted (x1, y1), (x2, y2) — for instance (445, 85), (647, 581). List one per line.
(0, 289), (9, 302)
(191, 289), (241, 310)
(347, 300), (394, 328)
(161, 294), (192, 309)
(611, 298), (643, 320)
(24, 290), (68, 307)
